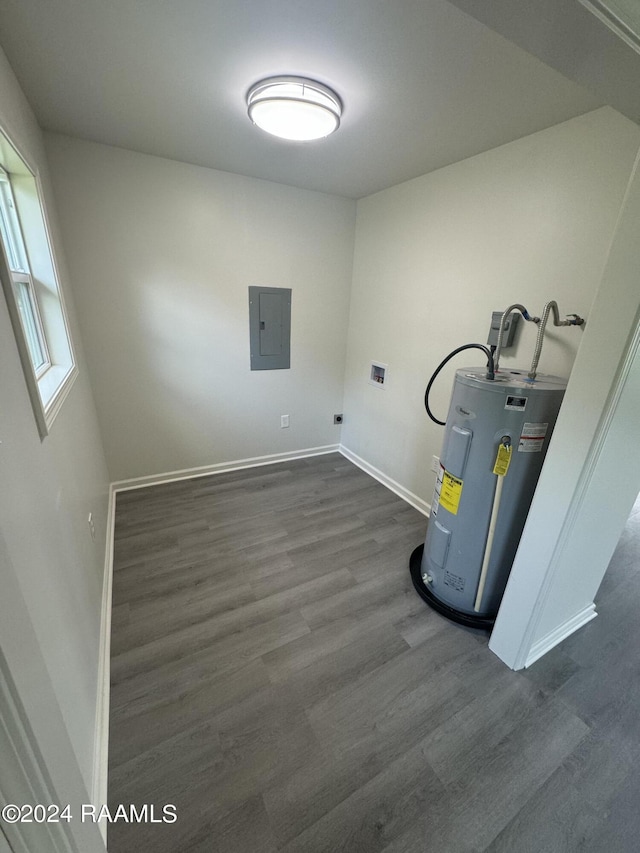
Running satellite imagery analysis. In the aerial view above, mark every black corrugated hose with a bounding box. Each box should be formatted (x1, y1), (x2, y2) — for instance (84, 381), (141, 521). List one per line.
(424, 344), (495, 426)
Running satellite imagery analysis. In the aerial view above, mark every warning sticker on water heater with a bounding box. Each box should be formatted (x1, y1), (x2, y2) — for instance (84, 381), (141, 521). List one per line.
(518, 422), (549, 453)
(439, 469), (463, 515)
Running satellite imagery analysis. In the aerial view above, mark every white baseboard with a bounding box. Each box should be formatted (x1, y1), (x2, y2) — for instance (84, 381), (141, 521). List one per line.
(111, 445), (341, 493)
(91, 484), (116, 843)
(525, 603), (597, 668)
(339, 445), (430, 517)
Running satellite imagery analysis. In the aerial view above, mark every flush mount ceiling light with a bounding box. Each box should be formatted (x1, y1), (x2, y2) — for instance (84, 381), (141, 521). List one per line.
(246, 76), (342, 142)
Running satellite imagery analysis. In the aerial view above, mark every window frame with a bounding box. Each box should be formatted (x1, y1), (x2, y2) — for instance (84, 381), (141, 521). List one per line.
(11, 271), (51, 378)
(0, 165), (27, 271)
(0, 126), (77, 439)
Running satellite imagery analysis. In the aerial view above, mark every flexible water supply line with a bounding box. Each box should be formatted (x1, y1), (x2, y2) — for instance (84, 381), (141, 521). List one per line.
(494, 304), (539, 373)
(528, 301), (584, 381)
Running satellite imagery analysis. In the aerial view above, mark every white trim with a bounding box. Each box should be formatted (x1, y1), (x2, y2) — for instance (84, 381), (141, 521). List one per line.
(112, 445), (341, 493)
(0, 130), (78, 440)
(33, 171), (76, 348)
(0, 656), (76, 853)
(41, 363), (78, 428)
(505, 308), (640, 671)
(339, 444), (431, 517)
(90, 485), (116, 844)
(525, 604), (597, 668)
(490, 151), (640, 672)
(579, 1), (640, 55)
(0, 238), (48, 437)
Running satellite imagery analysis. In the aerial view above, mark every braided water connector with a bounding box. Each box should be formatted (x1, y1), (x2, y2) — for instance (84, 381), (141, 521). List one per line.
(494, 304), (540, 373)
(528, 301), (585, 381)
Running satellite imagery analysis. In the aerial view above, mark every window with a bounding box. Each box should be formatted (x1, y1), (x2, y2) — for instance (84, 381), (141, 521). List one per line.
(0, 166), (51, 377)
(0, 132), (76, 437)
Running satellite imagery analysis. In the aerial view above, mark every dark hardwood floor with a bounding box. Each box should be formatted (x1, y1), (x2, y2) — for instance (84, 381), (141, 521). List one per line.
(108, 454), (640, 852)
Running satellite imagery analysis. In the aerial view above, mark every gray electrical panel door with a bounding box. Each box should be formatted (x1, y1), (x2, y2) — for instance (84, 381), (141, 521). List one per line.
(249, 286), (291, 370)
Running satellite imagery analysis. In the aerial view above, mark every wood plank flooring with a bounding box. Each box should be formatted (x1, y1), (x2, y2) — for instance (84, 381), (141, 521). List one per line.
(108, 454), (640, 852)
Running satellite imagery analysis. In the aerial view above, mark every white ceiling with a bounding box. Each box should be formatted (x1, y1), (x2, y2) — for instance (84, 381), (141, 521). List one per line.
(0, 0), (624, 198)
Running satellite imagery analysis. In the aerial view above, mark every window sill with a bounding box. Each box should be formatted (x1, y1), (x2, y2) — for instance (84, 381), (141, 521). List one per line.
(38, 362), (78, 435)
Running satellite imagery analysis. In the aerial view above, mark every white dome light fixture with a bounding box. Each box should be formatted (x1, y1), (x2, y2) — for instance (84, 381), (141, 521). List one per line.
(247, 76), (342, 142)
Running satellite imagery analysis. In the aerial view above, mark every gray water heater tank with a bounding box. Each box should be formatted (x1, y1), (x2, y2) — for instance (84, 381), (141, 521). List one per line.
(419, 368), (566, 620)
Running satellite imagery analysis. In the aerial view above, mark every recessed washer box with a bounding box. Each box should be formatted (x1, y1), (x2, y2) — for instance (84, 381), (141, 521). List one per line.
(369, 361), (387, 387)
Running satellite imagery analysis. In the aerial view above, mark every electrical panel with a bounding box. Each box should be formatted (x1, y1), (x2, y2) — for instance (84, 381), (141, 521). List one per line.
(248, 286), (291, 370)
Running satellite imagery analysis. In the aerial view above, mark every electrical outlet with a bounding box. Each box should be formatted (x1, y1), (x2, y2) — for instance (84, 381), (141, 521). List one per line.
(88, 512), (96, 540)
(431, 455), (440, 473)
(334, 414), (343, 425)
(281, 414), (290, 428)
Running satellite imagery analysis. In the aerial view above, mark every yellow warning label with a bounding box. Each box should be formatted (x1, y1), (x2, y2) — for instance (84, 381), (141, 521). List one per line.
(439, 471), (463, 515)
(493, 443), (512, 477)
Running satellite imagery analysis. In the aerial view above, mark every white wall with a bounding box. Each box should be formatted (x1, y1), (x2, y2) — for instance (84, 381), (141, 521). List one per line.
(342, 107), (640, 507)
(0, 47), (108, 851)
(44, 135), (357, 482)
(490, 149), (640, 667)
